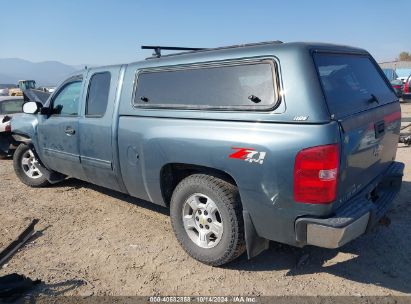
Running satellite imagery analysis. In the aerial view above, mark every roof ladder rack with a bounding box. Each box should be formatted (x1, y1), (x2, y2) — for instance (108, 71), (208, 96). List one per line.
(141, 46), (206, 58)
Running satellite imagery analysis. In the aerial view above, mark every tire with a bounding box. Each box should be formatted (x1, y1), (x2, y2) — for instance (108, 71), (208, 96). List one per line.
(170, 174), (246, 266)
(13, 144), (50, 187)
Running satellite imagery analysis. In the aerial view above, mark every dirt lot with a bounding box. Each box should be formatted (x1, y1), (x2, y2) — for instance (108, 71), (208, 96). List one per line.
(0, 104), (410, 297)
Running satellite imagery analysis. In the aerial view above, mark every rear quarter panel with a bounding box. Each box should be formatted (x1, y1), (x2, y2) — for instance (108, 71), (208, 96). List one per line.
(118, 117), (340, 245)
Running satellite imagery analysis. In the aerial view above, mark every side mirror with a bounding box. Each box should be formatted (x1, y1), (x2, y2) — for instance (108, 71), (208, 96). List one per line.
(23, 101), (42, 114)
(40, 106), (51, 115)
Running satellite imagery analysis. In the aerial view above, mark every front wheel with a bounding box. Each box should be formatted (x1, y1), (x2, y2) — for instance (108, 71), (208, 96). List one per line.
(13, 144), (50, 187)
(170, 174), (246, 266)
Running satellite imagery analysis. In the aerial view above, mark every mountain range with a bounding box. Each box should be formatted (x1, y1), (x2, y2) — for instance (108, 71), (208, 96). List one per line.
(0, 58), (82, 87)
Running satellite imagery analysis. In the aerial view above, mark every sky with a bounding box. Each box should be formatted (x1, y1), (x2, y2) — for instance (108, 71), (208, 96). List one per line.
(1, 0), (410, 66)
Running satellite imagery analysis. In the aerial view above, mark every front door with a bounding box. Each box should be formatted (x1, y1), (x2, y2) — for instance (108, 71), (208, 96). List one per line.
(37, 78), (85, 179)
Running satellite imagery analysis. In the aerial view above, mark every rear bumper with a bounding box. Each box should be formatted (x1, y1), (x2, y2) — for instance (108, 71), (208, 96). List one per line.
(295, 161), (404, 248)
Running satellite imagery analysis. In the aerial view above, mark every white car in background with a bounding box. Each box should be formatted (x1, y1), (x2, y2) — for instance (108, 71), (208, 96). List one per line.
(0, 96), (25, 157)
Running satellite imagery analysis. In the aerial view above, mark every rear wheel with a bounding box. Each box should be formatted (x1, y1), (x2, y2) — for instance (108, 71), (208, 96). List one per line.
(170, 174), (245, 266)
(13, 144), (49, 187)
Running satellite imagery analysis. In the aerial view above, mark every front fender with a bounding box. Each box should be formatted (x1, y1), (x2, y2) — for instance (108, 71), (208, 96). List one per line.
(11, 113), (39, 144)
(11, 114), (65, 183)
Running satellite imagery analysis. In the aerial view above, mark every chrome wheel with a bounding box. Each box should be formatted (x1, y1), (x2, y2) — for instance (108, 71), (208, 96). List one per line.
(182, 193), (224, 249)
(21, 149), (43, 179)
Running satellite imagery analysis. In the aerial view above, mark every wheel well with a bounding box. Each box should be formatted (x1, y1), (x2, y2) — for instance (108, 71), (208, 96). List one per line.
(11, 133), (32, 145)
(160, 163), (238, 207)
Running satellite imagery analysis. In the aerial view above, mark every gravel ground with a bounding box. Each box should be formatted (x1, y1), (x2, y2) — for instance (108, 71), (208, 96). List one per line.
(0, 104), (410, 297)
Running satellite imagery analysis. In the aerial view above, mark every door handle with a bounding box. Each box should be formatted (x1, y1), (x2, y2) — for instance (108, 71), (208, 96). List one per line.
(65, 126), (76, 135)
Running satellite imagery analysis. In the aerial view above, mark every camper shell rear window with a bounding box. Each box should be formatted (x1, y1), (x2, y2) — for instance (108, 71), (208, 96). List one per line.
(313, 53), (397, 118)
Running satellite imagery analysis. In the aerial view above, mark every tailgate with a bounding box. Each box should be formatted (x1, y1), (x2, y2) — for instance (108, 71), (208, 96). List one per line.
(313, 52), (401, 205)
(337, 103), (401, 204)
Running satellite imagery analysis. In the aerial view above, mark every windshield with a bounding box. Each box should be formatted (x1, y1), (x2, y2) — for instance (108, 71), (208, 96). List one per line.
(0, 99), (24, 114)
(314, 53), (397, 118)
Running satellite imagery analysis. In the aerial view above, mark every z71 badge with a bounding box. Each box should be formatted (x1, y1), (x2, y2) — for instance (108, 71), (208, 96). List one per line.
(229, 147), (266, 164)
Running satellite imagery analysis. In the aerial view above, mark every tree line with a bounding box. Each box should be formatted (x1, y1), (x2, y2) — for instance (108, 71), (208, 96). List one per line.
(398, 52), (411, 61)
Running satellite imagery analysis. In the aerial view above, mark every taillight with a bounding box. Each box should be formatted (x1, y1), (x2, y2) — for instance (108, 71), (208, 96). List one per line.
(404, 81), (410, 93)
(392, 85), (402, 89)
(294, 144), (339, 204)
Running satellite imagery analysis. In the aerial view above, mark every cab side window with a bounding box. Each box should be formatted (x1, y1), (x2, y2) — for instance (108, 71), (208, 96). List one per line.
(86, 72), (111, 117)
(52, 81), (82, 116)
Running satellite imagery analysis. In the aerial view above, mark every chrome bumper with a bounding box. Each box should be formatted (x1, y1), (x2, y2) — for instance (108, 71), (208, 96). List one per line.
(295, 161), (404, 248)
(306, 213), (370, 248)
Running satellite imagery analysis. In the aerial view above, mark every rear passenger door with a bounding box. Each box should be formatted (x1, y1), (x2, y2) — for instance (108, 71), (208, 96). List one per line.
(78, 67), (122, 191)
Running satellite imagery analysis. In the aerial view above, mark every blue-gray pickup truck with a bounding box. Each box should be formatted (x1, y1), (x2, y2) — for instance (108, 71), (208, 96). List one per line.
(11, 41), (404, 266)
